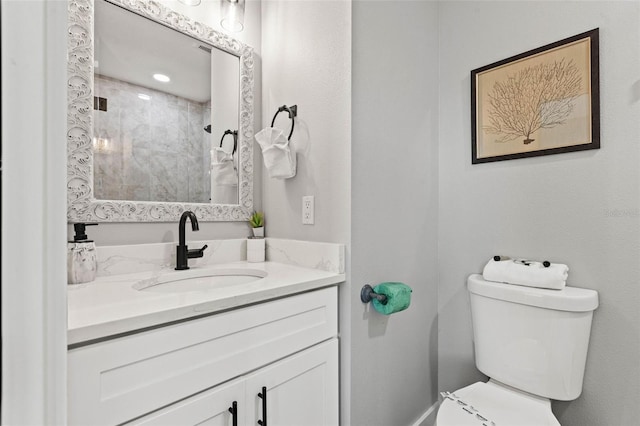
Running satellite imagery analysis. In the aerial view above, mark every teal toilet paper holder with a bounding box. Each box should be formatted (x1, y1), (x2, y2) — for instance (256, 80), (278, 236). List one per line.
(360, 284), (388, 305)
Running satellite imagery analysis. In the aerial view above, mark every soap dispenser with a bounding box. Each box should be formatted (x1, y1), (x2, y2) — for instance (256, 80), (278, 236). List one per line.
(68, 223), (98, 284)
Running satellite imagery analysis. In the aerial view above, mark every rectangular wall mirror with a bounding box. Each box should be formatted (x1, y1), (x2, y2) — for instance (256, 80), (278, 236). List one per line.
(68, 0), (255, 222)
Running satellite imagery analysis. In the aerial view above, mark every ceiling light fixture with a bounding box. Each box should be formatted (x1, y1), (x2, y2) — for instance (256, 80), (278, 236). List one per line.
(153, 73), (170, 83)
(220, 0), (245, 33)
(177, 0), (201, 6)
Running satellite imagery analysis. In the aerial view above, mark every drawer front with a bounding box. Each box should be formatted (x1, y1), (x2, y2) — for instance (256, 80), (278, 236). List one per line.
(68, 287), (337, 425)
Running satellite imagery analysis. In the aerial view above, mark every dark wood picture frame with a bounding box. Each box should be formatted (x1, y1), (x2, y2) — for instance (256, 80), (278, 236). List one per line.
(471, 28), (600, 164)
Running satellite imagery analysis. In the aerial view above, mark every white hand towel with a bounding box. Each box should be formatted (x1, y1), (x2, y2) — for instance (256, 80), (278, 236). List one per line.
(211, 147), (233, 164)
(211, 148), (238, 186)
(482, 257), (569, 290)
(255, 127), (296, 179)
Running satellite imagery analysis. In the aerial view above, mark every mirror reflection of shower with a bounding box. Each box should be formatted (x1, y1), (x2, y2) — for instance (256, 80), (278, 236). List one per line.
(92, 0), (240, 205)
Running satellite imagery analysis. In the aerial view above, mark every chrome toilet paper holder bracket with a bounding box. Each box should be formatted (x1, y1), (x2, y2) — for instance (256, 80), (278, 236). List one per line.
(360, 284), (388, 305)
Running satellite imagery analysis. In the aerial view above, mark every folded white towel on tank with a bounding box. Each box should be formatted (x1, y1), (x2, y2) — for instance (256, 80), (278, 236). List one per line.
(482, 257), (569, 290)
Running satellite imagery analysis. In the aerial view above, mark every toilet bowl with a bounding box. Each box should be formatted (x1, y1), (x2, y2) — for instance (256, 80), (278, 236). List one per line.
(436, 380), (560, 426)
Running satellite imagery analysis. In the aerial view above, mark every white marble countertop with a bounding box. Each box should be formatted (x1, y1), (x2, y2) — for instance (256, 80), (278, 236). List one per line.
(68, 261), (345, 346)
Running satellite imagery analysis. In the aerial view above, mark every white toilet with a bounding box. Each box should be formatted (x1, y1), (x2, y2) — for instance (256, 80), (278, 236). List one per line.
(437, 274), (599, 426)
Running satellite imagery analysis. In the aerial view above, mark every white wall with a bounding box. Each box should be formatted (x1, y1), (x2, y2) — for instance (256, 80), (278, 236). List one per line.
(1, 1), (69, 423)
(351, 1), (440, 425)
(437, 2), (640, 425)
(260, 0), (351, 244)
(74, 0), (263, 246)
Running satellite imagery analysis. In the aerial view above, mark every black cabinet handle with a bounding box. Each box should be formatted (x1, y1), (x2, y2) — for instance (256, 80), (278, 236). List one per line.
(228, 401), (237, 426)
(257, 386), (267, 426)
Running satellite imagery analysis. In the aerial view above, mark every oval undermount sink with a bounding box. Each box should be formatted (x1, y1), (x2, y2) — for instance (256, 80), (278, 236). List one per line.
(133, 268), (267, 293)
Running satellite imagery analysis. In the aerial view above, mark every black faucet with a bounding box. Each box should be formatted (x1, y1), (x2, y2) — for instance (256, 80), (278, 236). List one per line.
(175, 211), (208, 270)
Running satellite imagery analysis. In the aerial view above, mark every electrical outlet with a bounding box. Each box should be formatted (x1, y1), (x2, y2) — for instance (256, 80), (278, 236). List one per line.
(302, 196), (314, 225)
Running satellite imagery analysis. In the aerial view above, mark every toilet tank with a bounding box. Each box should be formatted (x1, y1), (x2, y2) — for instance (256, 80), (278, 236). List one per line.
(467, 274), (598, 401)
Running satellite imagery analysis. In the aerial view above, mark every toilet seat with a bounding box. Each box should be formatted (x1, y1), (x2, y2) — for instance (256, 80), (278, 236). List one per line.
(436, 380), (560, 426)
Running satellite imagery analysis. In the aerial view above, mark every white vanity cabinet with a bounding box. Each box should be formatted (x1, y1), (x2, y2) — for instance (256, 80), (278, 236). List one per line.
(68, 287), (338, 426)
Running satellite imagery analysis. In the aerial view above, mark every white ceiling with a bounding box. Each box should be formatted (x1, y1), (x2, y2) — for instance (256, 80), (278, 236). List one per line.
(95, 0), (232, 103)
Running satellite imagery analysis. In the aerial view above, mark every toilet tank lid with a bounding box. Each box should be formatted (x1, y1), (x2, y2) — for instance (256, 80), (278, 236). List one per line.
(468, 274), (599, 312)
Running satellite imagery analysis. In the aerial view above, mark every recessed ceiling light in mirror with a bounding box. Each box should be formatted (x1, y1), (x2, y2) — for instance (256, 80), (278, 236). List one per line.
(153, 73), (170, 82)
(178, 0), (201, 5)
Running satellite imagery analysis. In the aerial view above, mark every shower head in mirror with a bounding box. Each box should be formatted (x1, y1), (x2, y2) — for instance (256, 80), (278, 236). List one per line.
(204, 124), (212, 133)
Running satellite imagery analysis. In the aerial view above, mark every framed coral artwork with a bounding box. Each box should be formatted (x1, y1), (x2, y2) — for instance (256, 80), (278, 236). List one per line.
(471, 29), (600, 164)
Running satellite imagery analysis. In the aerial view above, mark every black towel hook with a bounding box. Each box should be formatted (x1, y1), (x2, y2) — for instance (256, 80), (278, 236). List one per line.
(271, 105), (297, 140)
(219, 129), (238, 155)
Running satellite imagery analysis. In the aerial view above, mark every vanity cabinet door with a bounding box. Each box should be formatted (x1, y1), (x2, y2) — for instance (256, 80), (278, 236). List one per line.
(127, 379), (245, 426)
(245, 339), (339, 426)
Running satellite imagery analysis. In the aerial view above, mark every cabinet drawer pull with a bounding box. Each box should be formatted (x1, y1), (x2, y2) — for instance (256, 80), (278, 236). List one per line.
(257, 386), (267, 426)
(228, 401), (238, 426)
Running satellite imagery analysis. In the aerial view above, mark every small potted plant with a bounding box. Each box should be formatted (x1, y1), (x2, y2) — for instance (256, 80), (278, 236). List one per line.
(249, 211), (265, 238)
(247, 211), (265, 262)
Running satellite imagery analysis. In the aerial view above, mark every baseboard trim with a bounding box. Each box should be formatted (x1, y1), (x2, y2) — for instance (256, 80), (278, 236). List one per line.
(411, 401), (440, 426)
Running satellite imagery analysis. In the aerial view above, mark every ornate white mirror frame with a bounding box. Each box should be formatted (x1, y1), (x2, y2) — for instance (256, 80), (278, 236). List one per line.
(67, 0), (254, 222)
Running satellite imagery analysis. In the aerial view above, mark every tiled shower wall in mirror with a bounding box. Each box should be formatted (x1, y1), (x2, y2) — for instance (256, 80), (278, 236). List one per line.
(93, 75), (211, 203)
